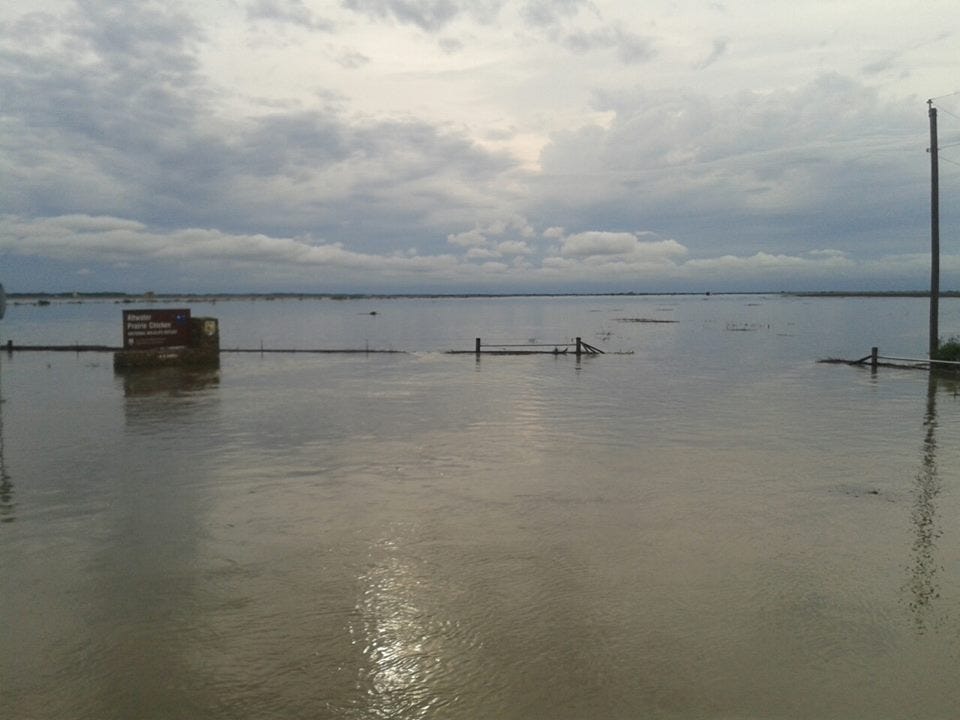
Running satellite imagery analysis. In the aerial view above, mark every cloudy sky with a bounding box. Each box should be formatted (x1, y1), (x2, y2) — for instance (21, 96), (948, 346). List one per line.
(1, 0), (959, 293)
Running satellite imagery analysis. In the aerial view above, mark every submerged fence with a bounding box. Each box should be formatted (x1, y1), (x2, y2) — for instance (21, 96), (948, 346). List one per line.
(446, 337), (605, 357)
(2, 336), (606, 357)
(824, 346), (960, 371)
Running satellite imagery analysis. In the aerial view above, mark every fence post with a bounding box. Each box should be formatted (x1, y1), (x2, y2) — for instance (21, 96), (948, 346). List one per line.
(475, 337), (481, 357)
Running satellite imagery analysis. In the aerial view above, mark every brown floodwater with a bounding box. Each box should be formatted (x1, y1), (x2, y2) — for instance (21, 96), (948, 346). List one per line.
(2, 295), (959, 718)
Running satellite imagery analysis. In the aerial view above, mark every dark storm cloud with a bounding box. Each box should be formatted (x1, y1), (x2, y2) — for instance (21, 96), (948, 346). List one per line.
(0, 0), (520, 245)
(533, 73), (927, 258)
(71, 0), (202, 87)
(223, 114), (520, 244)
(0, 1), (217, 219)
(243, 113), (351, 175)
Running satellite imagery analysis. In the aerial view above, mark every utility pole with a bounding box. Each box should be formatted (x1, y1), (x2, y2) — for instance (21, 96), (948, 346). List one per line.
(928, 100), (940, 358)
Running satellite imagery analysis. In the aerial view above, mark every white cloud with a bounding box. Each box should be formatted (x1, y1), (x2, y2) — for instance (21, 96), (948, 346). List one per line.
(0, 214), (436, 272)
(447, 228), (489, 247)
(3, 213), (957, 293)
(559, 231), (688, 262)
(562, 231), (639, 257)
(496, 240), (532, 255)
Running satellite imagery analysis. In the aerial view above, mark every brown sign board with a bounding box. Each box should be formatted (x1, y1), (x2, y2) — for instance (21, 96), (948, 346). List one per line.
(123, 308), (192, 349)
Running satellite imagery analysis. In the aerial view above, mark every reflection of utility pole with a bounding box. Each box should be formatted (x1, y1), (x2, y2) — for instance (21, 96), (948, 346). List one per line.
(0, 367), (11, 524)
(0, 283), (7, 521)
(905, 374), (941, 633)
(928, 100), (940, 358)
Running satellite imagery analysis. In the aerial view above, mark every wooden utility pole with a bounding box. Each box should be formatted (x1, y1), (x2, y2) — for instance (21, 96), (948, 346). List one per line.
(929, 100), (940, 357)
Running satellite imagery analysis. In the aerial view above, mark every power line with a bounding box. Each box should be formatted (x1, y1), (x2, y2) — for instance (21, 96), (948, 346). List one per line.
(929, 90), (960, 102)
(937, 153), (960, 170)
(934, 105), (960, 122)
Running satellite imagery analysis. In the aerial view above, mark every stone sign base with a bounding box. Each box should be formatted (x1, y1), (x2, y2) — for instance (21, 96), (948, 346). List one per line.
(113, 346), (220, 369)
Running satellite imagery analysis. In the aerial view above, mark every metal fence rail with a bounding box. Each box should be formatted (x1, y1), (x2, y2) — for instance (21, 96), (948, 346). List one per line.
(449, 337), (605, 356)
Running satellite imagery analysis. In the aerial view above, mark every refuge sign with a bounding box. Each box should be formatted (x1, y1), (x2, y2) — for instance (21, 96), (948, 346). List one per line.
(123, 308), (192, 349)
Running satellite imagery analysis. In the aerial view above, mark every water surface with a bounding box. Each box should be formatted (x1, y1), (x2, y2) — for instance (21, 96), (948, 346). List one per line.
(2, 295), (959, 718)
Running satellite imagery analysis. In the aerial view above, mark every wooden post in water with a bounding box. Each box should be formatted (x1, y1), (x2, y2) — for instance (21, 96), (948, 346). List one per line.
(475, 337), (481, 357)
(576, 337), (582, 358)
(871, 346), (879, 370)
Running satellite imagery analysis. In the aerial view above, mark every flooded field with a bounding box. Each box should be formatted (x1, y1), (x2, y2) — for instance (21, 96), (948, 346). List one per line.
(2, 294), (960, 719)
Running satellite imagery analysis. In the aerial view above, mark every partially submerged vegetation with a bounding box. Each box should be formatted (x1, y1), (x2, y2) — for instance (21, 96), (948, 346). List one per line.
(932, 337), (960, 362)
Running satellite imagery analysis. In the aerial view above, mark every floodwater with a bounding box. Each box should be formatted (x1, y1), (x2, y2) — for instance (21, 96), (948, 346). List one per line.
(1, 294), (960, 719)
